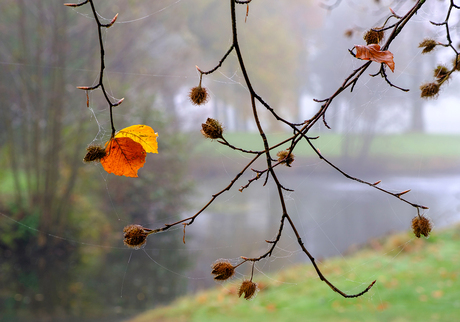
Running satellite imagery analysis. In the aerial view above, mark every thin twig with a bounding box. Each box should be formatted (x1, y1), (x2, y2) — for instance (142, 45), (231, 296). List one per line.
(70, 0), (122, 137)
(70, 0), (436, 300)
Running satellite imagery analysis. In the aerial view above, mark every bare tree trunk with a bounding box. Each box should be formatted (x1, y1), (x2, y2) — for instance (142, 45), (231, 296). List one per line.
(1, 1), (82, 318)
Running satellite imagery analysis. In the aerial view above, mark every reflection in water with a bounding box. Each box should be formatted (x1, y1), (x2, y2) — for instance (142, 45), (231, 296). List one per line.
(185, 172), (460, 291)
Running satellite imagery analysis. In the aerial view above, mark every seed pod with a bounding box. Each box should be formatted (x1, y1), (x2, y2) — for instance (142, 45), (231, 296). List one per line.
(433, 65), (450, 82)
(201, 118), (223, 139)
(363, 28), (384, 45)
(211, 260), (235, 281)
(418, 38), (438, 54)
(238, 280), (258, 300)
(411, 215), (432, 238)
(189, 86), (209, 105)
(83, 145), (106, 163)
(420, 82), (440, 99)
(453, 57), (460, 72)
(123, 224), (149, 249)
(276, 150), (295, 167)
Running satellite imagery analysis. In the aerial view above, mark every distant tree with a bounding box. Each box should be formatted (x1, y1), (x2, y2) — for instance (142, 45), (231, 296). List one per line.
(0, 0), (191, 319)
(0, 2), (81, 317)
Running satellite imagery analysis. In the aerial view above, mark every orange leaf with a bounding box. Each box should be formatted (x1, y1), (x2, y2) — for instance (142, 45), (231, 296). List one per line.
(355, 44), (395, 72)
(100, 137), (146, 177)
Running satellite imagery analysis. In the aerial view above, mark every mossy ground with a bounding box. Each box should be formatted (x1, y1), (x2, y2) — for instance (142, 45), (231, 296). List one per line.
(128, 225), (460, 322)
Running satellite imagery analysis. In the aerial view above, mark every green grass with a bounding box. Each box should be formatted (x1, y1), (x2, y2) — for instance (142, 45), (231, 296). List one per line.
(194, 132), (460, 159)
(128, 226), (460, 322)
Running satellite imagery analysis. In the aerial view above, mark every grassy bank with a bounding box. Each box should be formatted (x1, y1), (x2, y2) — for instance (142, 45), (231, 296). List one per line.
(191, 133), (460, 174)
(195, 132), (460, 158)
(128, 225), (460, 322)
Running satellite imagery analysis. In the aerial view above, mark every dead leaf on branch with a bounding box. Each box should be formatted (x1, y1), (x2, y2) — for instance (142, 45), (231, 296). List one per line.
(355, 44), (395, 72)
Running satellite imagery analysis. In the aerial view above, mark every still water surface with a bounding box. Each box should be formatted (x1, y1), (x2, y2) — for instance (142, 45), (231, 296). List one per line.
(184, 171), (460, 290)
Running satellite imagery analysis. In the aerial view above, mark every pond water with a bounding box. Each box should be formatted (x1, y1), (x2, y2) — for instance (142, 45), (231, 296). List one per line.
(183, 170), (460, 291)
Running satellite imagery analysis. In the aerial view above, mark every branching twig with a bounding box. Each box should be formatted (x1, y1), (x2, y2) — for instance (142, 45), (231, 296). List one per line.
(371, 65), (409, 92)
(199, 45), (235, 75)
(66, 0), (122, 137)
(218, 137), (261, 154)
(302, 135), (428, 210)
(420, 0), (460, 96)
(151, 0), (429, 299)
(149, 151), (263, 234)
(70, 0), (436, 301)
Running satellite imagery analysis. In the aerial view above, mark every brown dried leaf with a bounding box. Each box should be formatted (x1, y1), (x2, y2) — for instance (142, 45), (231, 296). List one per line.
(355, 44), (395, 72)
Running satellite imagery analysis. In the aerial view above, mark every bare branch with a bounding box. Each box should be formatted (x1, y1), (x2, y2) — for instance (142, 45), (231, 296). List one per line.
(68, 0), (437, 301)
(67, 0), (121, 136)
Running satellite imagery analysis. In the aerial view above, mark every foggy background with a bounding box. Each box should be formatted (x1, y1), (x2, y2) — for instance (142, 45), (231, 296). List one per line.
(1, 0), (459, 321)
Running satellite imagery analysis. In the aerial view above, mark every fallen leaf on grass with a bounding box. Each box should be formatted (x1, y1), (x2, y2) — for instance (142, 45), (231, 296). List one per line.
(355, 44), (395, 72)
